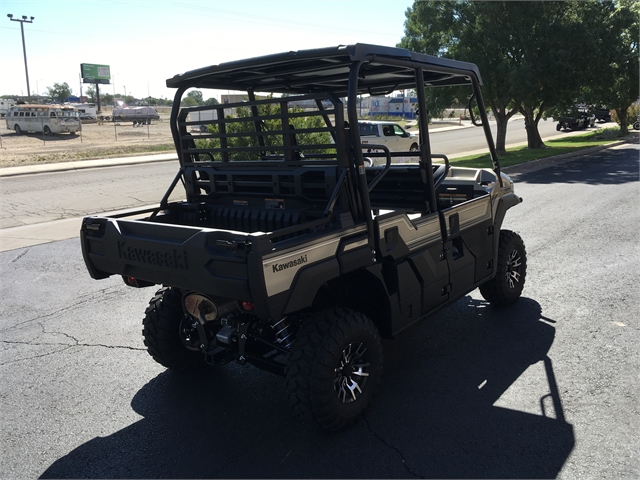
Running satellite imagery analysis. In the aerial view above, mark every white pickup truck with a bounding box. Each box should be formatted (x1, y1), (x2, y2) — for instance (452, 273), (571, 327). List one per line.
(358, 120), (419, 151)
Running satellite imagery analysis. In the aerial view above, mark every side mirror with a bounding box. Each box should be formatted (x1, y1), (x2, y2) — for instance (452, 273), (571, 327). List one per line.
(468, 93), (483, 127)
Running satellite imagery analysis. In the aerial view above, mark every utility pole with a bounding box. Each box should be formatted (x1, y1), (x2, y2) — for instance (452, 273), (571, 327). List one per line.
(7, 14), (34, 103)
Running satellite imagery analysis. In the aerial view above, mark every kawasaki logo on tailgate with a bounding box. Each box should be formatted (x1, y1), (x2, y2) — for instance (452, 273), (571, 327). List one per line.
(272, 255), (307, 273)
(117, 241), (188, 270)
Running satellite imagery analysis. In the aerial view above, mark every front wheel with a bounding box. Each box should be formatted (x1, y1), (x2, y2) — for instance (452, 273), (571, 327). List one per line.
(409, 142), (419, 152)
(479, 230), (527, 306)
(286, 308), (383, 431)
(634, 122), (640, 131)
(43, 126), (51, 136)
(14, 124), (22, 134)
(142, 287), (204, 371)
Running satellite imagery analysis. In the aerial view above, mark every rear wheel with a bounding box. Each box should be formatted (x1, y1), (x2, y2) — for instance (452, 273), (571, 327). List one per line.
(14, 124), (22, 134)
(43, 126), (51, 135)
(142, 287), (204, 371)
(479, 230), (527, 306)
(286, 308), (383, 431)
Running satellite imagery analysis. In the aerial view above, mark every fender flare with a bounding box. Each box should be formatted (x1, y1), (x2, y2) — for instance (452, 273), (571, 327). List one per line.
(491, 193), (523, 272)
(282, 258), (340, 314)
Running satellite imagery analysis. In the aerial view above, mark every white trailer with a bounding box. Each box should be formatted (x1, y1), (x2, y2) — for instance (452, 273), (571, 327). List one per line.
(187, 109), (218, 132)
(0, 99), (17, 117)
(69, 103), (97, 120)
(112, 106), (160, 125)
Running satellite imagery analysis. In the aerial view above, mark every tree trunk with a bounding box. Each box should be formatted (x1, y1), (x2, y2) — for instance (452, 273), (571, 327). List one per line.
(615, 107), (629, 136)
(494, 114), (509, 154)
(488, 102), (519, 155)
(521, 109), (545, 149)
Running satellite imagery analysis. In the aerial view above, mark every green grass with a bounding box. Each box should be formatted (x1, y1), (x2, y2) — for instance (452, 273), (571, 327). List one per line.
(450, 127), (623, 169)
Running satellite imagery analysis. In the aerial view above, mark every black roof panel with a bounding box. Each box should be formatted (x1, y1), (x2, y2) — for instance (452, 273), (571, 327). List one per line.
(166, 44), (482, 95)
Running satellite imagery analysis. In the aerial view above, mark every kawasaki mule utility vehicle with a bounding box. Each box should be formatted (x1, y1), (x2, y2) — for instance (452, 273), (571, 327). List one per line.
(80, 44), (526, 431)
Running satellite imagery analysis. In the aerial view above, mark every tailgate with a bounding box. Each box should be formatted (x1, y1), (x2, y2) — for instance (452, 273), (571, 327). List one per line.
(80, 216), (255, 300)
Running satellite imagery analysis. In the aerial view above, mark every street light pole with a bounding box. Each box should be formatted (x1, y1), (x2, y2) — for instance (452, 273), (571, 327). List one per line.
(7, 14), (35, 103)
(36, 79), (43, 103)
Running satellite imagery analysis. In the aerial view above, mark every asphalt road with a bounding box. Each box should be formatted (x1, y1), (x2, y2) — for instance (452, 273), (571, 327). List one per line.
(0, 117), (566, 230)
(429, 116), (561, 155)
(0, 143), (637, 478)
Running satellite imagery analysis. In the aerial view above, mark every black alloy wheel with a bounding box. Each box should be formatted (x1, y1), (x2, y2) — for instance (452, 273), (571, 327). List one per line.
(479, 230), (527, 306)
(286, 308), (383, 431)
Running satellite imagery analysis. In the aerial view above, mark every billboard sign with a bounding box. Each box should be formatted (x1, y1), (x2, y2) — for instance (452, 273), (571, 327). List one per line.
(81, 63), (111, 84)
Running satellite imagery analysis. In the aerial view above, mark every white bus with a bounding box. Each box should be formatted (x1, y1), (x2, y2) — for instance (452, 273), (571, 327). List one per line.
(5, 104), (81, 135)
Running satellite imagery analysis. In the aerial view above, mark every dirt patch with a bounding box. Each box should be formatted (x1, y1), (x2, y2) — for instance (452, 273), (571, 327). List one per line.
(0, 115), (175, 168)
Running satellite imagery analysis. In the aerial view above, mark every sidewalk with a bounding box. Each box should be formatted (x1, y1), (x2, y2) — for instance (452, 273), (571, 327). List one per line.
(0, 152), (178, 178)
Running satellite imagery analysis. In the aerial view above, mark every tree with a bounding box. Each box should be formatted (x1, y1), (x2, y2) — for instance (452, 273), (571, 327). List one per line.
(187, 90), (204, 105)
(508, 2), (596, 148)
(449, 1), (524, 152)
(101, 93), (114, 106)
(400, 1), (609, 150)
(47, 82), (72, 103)
(85, 85), (96, 103)
(181, 97), (198, 107)
(581, 0), (639, 134)
(400, 1), (524, 153)
(204, 97), (220, 106)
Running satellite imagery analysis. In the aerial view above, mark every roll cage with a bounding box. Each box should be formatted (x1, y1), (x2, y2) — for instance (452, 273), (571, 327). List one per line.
(162, 43), (502, 249)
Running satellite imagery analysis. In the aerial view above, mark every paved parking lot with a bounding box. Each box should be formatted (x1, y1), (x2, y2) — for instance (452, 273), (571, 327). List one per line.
(0, 143), (637, 478)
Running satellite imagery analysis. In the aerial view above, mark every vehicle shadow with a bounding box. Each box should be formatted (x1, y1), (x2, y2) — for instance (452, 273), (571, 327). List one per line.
(513, 142), (638, 186)
(6, 132), (80, 141)
(40, 296), (574, 479)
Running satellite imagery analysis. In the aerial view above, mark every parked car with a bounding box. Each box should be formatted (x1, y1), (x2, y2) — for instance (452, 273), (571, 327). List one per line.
(358, 120), (419, 152)
(556, 108), (595, 131)
(594, 107), (612, 123)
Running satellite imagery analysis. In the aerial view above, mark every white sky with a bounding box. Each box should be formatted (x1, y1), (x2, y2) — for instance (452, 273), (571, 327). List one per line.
(0, 0), (414, 101)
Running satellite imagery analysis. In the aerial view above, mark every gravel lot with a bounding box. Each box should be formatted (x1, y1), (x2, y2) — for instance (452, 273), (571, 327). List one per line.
(0, 113), (174, 168)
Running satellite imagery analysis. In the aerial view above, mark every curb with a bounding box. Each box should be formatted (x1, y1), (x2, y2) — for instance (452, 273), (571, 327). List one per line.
(501, 140), (628, 175)
(0, 153), (178, 177)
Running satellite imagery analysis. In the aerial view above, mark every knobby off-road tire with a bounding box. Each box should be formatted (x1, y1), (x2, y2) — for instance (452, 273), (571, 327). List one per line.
(142, 287), (204, 371)
(479, 230), (527, 306)
(286, 308), (383, 431)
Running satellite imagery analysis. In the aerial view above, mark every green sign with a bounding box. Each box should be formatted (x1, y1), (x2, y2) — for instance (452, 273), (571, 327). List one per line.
(81, 63), (111, 84)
